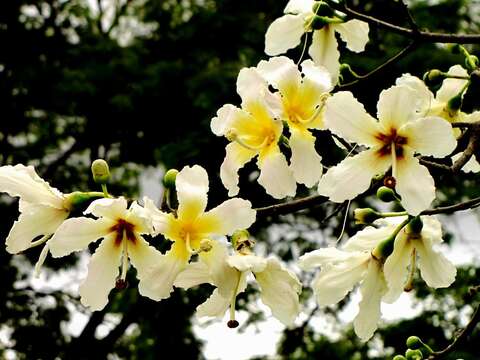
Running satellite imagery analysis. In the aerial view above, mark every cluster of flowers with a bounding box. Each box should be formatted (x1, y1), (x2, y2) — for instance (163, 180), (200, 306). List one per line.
(2, 0), (479, 341)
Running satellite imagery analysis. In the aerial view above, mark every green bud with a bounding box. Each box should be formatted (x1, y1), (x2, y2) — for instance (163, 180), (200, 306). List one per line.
(393, 356), (407, 360)
(231, 229), (255, 254)
(422, 69), (445, 87)
(312, 2), (335, 17)
(449, 44), (462, 54)
(371, 235), (395, 260)
(376, 186), (398, 202)
(163, 169), (179, 189)
(466, 55), (479, 71)
(354, 208), (381, 225)
(64, 191), (104, 212)
(407, 217), (423, 234)
(231, 229), (250, 247)
(405, 349), (423, 360)
(406, 336), (422, 349)
(91, 159), (110, 184)
(447, 93), (463, 112)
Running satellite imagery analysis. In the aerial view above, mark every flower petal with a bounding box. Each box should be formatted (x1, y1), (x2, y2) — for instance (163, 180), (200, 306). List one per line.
(84, 197), (128, 219)
(257, 149), (297, 199)
(415, 237), (456, 288)
(324, 91), (382, 147)
(219, 142), (257, 197)
(211, 104), (241, 136)
(436, 65), (469, 103)
(49, 217), (113, 257)
(0, 164), (64, 208)
(343, 223), (397, 252)
(265, 14), (305, 56)
(353, 259), (387, 341)
(137, 242), (188, 301)
(399, 116), (456, 157)
(298, 247), (359, 270)
(255, 258), (302, 326)
(196, 288), (231, 319)
(78, 234), (122, 311)
(383, 232), (413, 302)
(198, 198), (256, 236)
(127, 235), (163, 283)
(142, 197), (175, 236)
(257, 56), (301, 100)
(308, 26), (340, 84)
(396, 74), (433, 115)
(176, 165), (209, 222)
(334, 20), (369, 52)
(377, 85), (418, 130)
(284, 0), (314, 13)
(174, 261), (212, 289)
(227, 253), (267, 273)
(6, 204), (68, 254)
(317, 149), (391, 202)
(237, 67), (269, 105)
(289, 128), (323, 187)
(311, 253), (370, 306)
(395, 153), (435, 215)
(301, 59), (333, 95)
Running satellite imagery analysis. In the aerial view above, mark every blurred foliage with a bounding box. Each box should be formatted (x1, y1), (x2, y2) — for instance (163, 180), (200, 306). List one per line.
(0, 0), (479, 359)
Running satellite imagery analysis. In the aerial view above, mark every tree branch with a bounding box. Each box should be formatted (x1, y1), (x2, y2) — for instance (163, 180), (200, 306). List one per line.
(255, 195), (328, 218)
(326, 1), (480, 44)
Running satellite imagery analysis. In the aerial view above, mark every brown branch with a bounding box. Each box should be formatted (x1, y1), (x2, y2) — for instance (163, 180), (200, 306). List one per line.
(326, 1), (480, 44)
(429, 304), (480, 359)
(255, 195), (328, 218)
(421, 195), (480, 216)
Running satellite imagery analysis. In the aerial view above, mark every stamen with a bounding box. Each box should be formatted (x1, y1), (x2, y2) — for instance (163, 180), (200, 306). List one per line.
(185, 232), (195, 255)
(226, 129), (272, 151)
(29, 234), (50, 249)
(120, 236), (129, 281)
(227, 272), (242, 329)
(404, 248), (417, 292)
(34, 243), (50, 278)
(391, 142), (398, 180)
(301, 93), (330, 125)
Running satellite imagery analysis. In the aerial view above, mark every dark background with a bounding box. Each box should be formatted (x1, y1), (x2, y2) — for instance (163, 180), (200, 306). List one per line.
(0, 0), (479, 359)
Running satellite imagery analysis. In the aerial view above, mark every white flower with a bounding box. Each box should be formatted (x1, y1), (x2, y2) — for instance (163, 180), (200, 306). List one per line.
(139, 165), (257, 301)
(397, 65), (470, 125)
(318, 85), (457, 215)
(257, 56), (332, 187)
(299, 225), (393, 341)
(211, 67), (297, 199)
(383, 216), (456, 301)
(175, 241), (302, 326)
(48, 197), (161, 311)
(264, 0), (369, 83)
(0, 164), (70, 273)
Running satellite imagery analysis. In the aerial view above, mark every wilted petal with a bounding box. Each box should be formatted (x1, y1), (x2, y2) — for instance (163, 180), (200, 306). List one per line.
(198, 198), (256, 236)
(383, 232), (413, 302)
(308, 27), (340, 83)
(377, 85), (418, 130)
(436, 65), (469, 104)
(257, 149), (297, 199)
(265, 15), (305, 56)
(318, 149), (391, 202)
(399, 116), (456, 157)
(289, 128), (323, 187)
(324, 91), (382, 147)
(78, 234), (122, 311)
(334, 20), (369, 52)
(395, 153), (435, 216)
(255, 258), (302, 326)
(0, 164), (64, 208)
(6, 204), (68, 254)
(49, 217), (113, 257)
(416, 238), (456, 288)
(176, 165), (209, 222)
(138, 242), (188, 301)
(353, 259), (387, 341)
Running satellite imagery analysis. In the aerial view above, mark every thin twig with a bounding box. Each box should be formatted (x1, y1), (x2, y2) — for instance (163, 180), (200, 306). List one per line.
(326, 0), (480, 44)
(255, 195), (328, 218)
(421, 195), (480, 216)
(429, 304), (480, 359)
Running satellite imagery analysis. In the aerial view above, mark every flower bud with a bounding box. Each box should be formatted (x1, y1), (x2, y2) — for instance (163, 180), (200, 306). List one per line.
(449, 44), (462, 54)
(405, 349), (423, 360)
(163, 169), (178, 189)
(354, 208), (381, 225)
(406, 336), (422, 349)
(447, 93), (463, 112)
(465, 55), (479, 71)
(371, 235), (395, 260)
(393, 356), (407, 360)
(91, 159), (110, 184)
(422, 69), (445, 87)
(376, 186), (397, 202)
(64, 191), (104, 212)
(407, 217), (423, 234)
(312, 2), (334, 17)
(231, 229), (254, 254)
